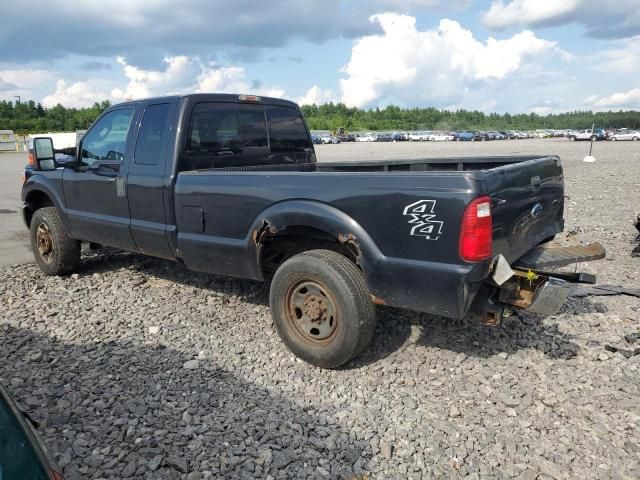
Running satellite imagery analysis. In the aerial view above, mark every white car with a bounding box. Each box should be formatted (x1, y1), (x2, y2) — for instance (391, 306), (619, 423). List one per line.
(429, 131), (454, 142)
(320, 135), (340, 144)
(356, 133), (378, 142)
(609, 130), (640, 141)
(409, 131), (430, 141)
(567, 129), (599, 141)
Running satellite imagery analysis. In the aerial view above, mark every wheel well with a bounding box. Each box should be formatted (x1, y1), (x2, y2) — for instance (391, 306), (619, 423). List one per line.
(24, 190), (54, 226)
(258, 225), (360, 278)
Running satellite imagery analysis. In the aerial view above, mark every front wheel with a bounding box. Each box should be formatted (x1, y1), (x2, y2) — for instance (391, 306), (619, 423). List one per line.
(30, 207), (80, 275)
(569, 136), (576, 141)
(590, 135), (598, 141)
(269, 249), (376, 368)
(634, 137), (639, 141)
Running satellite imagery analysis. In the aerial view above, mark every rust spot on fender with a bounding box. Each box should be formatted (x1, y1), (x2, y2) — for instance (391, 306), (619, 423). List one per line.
(337, 233), (362, 264)
(370, 294), (386, 306)
(252, 220), (278, 245)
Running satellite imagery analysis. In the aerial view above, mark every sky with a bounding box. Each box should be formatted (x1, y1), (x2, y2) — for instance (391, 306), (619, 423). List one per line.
(1, 0), (640, 113)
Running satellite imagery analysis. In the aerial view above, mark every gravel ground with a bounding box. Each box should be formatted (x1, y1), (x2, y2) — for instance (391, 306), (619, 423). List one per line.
(1, 139), (640, 479)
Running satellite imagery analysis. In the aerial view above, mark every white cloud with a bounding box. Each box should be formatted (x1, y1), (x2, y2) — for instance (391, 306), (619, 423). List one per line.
(42, 80), (107, 108)
(482, 0), (640, 39)
(339, 13), (558, 108)
(197, 65), (285, 97)
(0, 69), (51, 98)
(583, 87), (640, 110)
(483, 0), (578, 30)
(591, 35), (640, 74)
(296, 85), (337, 105)
(34, 56), (287, 108)
(111, 56), (198, 100)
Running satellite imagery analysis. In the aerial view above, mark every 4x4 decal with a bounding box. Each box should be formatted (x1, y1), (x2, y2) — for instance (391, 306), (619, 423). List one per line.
(403, 200), (443, 240)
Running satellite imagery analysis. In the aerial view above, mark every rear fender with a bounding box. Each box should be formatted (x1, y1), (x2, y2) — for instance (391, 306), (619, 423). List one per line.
(248, 200), (384, 281)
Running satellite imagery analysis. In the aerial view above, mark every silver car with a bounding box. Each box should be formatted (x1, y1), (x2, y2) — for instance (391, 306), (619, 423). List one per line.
(609, 130), (640, 141)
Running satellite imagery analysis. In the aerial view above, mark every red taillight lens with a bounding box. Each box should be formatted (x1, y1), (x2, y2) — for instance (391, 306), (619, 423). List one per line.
(459, 196), (493, 262)
(49, 470), (65, 480)
(28, 152), (36, 166)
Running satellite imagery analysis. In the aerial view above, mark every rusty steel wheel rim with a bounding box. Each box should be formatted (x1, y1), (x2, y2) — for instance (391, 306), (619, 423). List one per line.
(36, 223), (54, 263)
(284, 279), (339, 346)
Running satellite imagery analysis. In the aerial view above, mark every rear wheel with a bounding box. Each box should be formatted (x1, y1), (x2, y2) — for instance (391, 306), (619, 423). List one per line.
(29, 207), (80, 275)
(269, 249), (376, 368)
(611, 137), (617, 141)
(634, 137), (639, 141)
(590, 135), (598, 141)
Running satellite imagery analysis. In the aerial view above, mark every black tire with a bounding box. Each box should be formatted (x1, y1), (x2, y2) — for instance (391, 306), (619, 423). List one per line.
(569, 136), (576, 141)
(590, 135), (597, 141)
(269, 249), (376, 368)
(30, 207), (80, 275)
(611, 137), (617, 141)
(634, 137), (638, 141)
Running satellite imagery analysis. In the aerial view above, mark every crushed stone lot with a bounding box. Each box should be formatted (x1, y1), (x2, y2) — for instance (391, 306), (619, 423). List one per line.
(1, 139), (640, 479)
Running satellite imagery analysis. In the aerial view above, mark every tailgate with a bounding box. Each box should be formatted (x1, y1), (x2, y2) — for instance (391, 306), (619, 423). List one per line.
(484, 155), (564, 262)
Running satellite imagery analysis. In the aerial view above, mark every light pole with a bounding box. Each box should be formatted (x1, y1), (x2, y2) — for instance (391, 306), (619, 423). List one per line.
(14, 95), (20, 104)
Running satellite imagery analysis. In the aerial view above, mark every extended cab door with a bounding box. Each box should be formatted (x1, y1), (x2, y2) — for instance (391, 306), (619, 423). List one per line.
(126, 102), (175, 259)
(62, 107), (138, 250)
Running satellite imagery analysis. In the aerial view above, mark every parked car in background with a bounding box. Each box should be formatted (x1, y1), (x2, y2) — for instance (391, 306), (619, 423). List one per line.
(475, 131), (494, 141)
(609, 129), (640, 141)
(311, 134), (322, 145)
(409, 131), (432, 141)
(392, 132), (407, 141)
(376, 132), (394, 142)
(567, 129), (602, 141)
(453, 131), (476, 141)
(320, 134), (340, 144)
(336, 133), (356, 142)
(356, 132), (378, 142)
(429, 131), (454, 142)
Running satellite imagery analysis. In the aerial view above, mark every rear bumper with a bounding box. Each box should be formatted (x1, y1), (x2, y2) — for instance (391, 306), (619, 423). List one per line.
(526, 277), (571, 316)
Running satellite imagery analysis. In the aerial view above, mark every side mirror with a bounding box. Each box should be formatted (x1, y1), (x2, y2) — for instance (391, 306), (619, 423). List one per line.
(30, 137), (56, 171)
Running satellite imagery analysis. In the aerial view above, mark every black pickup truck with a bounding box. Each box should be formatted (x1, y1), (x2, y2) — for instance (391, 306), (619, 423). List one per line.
(22, 94), (604, 367)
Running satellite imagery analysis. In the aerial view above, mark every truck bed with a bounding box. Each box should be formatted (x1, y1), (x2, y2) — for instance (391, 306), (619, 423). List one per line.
(173, 154), (564, 317)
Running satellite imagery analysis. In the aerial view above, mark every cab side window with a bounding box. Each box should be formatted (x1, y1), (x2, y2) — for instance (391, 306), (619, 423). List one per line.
(80, 109), (134, 167)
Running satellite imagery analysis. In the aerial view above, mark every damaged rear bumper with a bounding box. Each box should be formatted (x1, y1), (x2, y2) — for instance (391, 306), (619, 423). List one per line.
(477, 241), (606, 323)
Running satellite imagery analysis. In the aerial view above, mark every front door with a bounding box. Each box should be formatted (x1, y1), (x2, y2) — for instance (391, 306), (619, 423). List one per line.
(63, 107), (138, 251)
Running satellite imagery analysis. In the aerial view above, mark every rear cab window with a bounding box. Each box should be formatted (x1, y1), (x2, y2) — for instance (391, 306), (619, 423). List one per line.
(182, 101), (312, 171)
(134, 103), (171, 165)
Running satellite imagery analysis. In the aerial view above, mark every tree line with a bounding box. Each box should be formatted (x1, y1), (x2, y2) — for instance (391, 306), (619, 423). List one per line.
(300, 103), (640, 131)
(0, 100), (111, 134)
(2, 99), (640, 133)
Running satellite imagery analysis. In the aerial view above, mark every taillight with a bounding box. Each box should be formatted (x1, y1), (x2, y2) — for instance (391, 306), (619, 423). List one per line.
(459, 196), (493, 262)
(28, 152), (36, 166)
(49, 470), (65, 480)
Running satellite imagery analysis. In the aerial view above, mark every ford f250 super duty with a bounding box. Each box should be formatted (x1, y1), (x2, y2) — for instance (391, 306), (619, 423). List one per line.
(22, 94), (605, 368)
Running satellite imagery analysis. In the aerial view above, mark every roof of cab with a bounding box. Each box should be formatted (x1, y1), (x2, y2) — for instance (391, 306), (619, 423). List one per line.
(112, 93), (299, 109)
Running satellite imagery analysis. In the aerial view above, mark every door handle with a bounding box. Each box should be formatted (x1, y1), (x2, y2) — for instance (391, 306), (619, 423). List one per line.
(531, 176), (542, 193)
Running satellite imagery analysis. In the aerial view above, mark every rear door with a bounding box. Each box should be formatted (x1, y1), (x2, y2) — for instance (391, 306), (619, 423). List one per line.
(63, 107), (137, 250)
(127, 102), (176, 259)
(483, 156), (564, 263)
